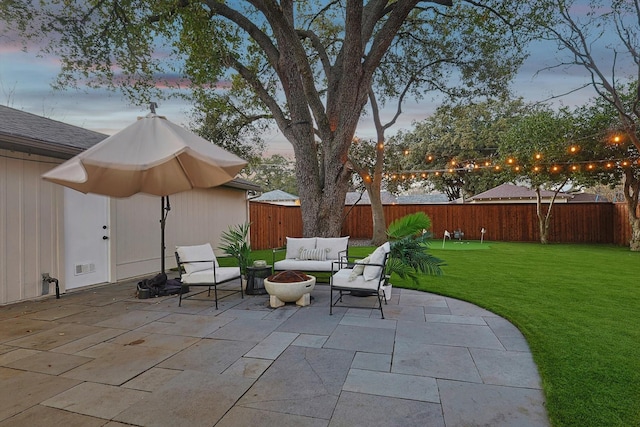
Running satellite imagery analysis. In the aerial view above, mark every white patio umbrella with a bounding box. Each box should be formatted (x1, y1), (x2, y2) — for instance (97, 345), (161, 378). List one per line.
(43, 109), (247, 272)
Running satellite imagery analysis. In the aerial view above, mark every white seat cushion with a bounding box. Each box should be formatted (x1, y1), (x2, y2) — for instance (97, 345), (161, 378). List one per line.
(332, 268), (380, 291)
(316, 236), (349, 260)
(363, 242), (390, 281)
(176, 244), (219, 274)
(274, 259), (333, 272)
(285, 237), (317, 259)
(180, 266), (241, 284)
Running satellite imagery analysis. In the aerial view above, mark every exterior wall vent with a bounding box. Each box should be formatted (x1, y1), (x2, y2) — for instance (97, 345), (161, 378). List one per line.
(74, 263), (96, 276)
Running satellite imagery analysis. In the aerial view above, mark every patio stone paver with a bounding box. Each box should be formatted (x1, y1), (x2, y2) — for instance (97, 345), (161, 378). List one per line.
(207, 318), (283, 342)
(0, 368), (81, 421)
(217, 406), (328, 427)
(351, 351), (392, 372)
(158, 338), (255, 374)
(62, 342), (176, 385)
(329, 391), (445, 427)
(470, 347), (543, 388)
(5, 350), (92, 375)
(42, 381), (148, 420)
(238, 345), (353, 420)
(4, 323), (110, 351)
(342, 368), (440, 403)
(392, 341), (483, 383)
(0, 405), (106, 427)
(438, 379), (548, 427)
(0, 280), (550, 426)
(323, 324), (395, 354)
(396, 319), (506, 349)
(243, 331), (299, 359)
(114, 369), (255, 427)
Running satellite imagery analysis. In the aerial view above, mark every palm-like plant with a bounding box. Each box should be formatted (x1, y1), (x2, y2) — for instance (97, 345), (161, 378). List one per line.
(386, 212), (445, 283)
(218, 222), (252, 277)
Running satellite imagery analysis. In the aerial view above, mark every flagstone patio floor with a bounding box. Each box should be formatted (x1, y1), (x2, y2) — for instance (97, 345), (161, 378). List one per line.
(0, 278), (549, 426)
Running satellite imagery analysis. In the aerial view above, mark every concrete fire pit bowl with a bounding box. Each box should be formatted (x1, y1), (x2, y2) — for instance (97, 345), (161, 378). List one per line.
(264, 271), (316, 308)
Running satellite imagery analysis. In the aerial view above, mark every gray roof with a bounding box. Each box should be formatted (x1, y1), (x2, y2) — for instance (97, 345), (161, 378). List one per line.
(0, 105), (108, 159)
(468, 183), (571, 202)
(397, 193), (450, 204)
(253, 189), (299, 201)
(345, 191), (398, 205)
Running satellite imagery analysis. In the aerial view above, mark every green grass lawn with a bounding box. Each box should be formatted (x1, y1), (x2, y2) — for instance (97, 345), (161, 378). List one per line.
(421, 242), (639, 427)
(249, 243), (639, 426)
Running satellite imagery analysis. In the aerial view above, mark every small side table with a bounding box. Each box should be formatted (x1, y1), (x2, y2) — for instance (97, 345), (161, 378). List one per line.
(245, 265), (271, 295)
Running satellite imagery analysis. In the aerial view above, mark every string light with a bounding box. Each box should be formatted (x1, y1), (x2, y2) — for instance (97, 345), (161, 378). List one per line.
(384, 155), (638, 181)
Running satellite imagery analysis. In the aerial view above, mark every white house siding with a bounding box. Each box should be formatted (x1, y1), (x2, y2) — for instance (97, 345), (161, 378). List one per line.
(113, 186), (249, 280)
(0, 150), (64, 305)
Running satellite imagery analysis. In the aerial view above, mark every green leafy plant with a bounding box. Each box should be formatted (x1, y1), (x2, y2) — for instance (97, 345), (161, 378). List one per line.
(386, 212), (445, 283)
(218, 223), (252, 276)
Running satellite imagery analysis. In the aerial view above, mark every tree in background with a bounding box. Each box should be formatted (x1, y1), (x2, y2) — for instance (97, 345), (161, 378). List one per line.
(572, 86), (640, 249)
(499, 107), (618, 244)
(189, 94), (269, 172)
(533, 0), (640, 249)
(1, 0), (544, 238)
(391, 99), (525, 201)
(346, 0), (539, 244)
(249, 154), (298, 195)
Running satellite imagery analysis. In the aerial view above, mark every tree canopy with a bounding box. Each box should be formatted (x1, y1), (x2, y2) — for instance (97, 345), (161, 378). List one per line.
(2, 0), (542, 237)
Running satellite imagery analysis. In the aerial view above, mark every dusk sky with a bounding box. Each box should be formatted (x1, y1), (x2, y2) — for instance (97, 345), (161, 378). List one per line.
(0, 12), (629, 157)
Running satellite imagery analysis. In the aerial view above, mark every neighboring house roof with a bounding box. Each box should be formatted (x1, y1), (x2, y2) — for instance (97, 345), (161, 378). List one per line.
(253, 189), (299, 202)
(397, 193), (450, 204)
(0, 104), (258, 191)
(345, 191), (398, 205)
(0, 105), (108, 159)
(567, 192), (610, 203)
(468, 183), (572, 202)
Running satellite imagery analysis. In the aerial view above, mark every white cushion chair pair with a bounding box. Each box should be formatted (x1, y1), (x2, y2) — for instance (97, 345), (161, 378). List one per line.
(175, 243), (242, 309)
(329, 242), (391, 319)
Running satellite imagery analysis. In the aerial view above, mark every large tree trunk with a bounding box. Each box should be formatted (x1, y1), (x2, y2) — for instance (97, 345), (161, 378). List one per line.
(366, 180), (387, 246)
(622, 169), (640, 251)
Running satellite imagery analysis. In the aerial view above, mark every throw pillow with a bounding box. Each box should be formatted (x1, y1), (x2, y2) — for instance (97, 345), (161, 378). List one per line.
(348, 256), (371, 281)
(363, 242), (390, 281)
(299, 247), (328, 261)
(285, 237), (317, 259)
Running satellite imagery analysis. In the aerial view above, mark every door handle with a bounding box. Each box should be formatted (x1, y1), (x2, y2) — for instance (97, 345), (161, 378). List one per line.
(103, 236), (109, 240)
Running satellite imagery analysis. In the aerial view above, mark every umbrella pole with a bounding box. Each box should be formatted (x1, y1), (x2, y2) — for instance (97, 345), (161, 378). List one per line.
(160, 196), (171, 273)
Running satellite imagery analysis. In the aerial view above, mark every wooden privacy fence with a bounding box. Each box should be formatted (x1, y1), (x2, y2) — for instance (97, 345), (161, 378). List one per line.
(249, 202), (633, 250)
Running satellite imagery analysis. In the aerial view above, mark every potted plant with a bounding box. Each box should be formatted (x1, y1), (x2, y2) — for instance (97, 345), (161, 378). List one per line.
(218, 222), (252, 288)
(385, 212), (445, 295)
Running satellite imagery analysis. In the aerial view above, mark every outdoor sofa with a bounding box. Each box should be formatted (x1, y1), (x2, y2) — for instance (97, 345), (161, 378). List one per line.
(272, 236), (349, 275)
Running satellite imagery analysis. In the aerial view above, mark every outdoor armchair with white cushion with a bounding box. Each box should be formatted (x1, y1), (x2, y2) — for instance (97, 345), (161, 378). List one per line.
(329, 242), (391, 319)
(175, 243), (242, 309)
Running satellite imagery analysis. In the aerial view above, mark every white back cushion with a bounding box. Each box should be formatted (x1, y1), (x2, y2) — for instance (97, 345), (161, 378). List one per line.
(285, 237), (317, 259)
(176, 244), (218, 274)
(363, 242), (390, 281)
(316, 236), (349, 260)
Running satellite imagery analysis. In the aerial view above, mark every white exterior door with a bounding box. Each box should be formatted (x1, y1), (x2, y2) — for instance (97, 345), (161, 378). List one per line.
(64, 189), (110, 290)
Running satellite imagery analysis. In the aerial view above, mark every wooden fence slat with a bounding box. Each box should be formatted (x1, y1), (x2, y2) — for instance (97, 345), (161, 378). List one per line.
(249, 202), (631, 250)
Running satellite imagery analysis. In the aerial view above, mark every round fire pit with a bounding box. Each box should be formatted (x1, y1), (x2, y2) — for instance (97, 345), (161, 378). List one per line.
(264, 271), (316, 308)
